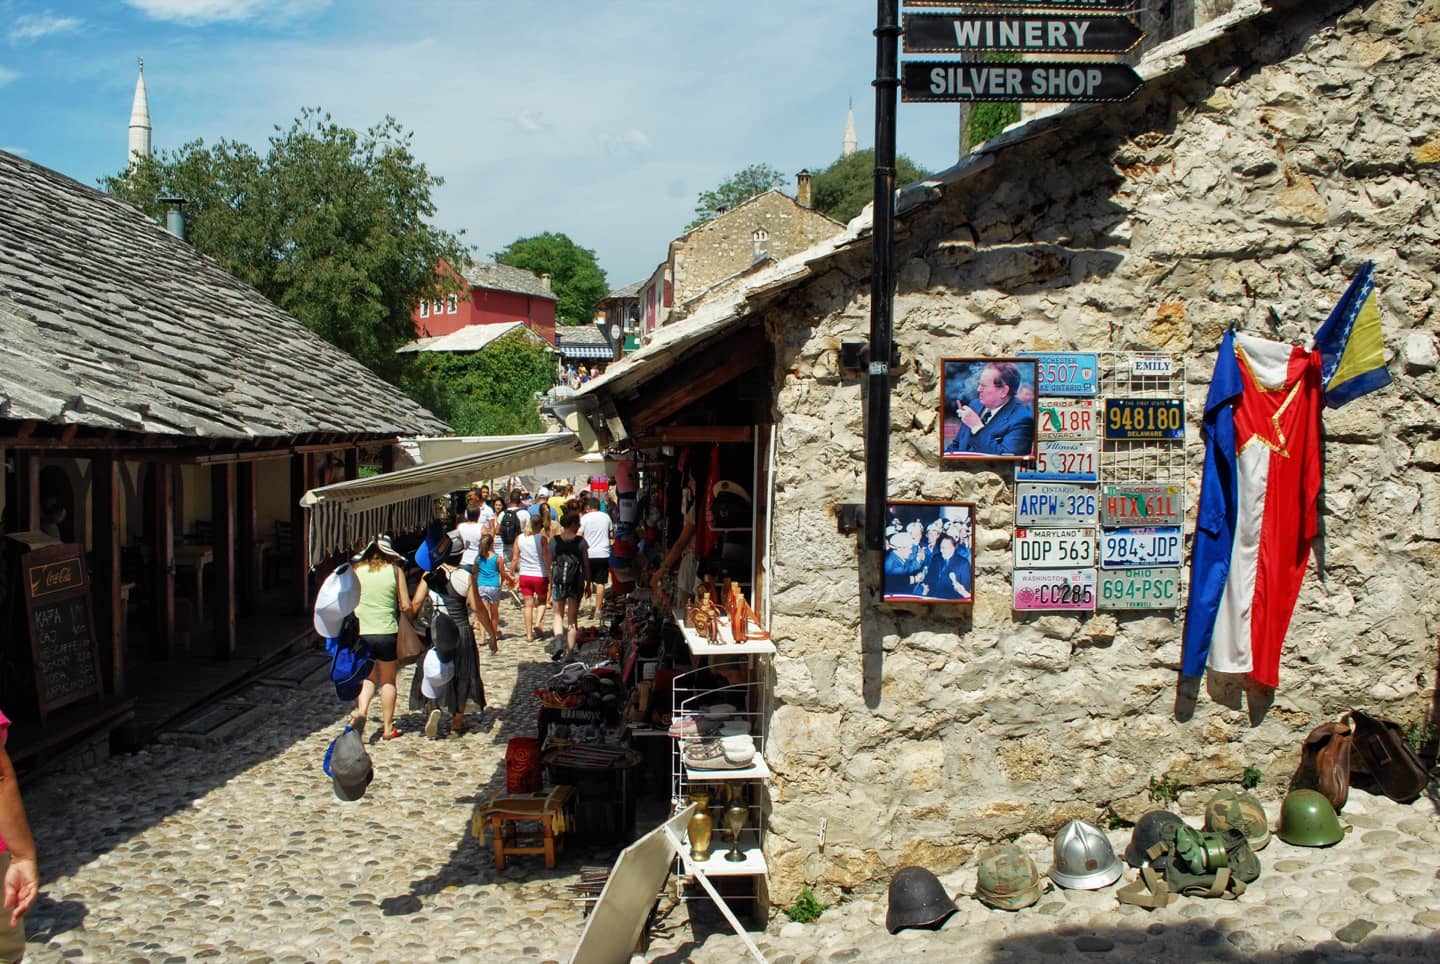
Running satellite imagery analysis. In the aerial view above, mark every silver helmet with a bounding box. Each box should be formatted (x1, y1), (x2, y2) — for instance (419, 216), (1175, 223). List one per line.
(1048, 819), (1124, 890)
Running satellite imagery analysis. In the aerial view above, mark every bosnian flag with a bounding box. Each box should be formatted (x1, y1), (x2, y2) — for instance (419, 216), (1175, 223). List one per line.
(1182, 264), (1391, 687)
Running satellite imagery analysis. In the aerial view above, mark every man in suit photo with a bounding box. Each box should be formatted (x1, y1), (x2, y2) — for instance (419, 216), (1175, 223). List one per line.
(944, 360), (1036, 458)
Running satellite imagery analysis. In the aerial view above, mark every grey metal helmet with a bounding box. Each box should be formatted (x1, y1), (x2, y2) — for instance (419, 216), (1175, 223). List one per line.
(1048, 819), (1124, 890)
(885, 865), (958, 933)
(1125, 810), (1187, 868)
(975, 844), (1043, 911)
(1204, 790), (1271, 851)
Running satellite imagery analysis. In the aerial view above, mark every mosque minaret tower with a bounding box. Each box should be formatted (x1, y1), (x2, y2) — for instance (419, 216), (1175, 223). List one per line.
(128, 57), (151, 165)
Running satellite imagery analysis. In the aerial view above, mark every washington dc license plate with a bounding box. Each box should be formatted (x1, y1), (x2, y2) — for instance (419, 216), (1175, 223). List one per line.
(1015, 484), (1097, 527)
(1016, 440), (1100, 482)
(1099, 527), (1184, 569)
(1014, 527), (1096, 569)
(1012, 568), (1097, 611)
(1036, 399), (1100, 439)
(1098, 567), (1183, 611)
(1100, 483), (1183, 527)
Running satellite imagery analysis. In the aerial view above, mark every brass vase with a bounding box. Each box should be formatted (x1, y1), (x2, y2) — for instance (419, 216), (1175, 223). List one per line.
(723, 786), (748, 862)
(686, 789), (713, 861)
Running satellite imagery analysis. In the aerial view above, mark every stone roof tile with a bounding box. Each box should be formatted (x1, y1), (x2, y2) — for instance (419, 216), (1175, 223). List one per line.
(459, 260), (557, 299)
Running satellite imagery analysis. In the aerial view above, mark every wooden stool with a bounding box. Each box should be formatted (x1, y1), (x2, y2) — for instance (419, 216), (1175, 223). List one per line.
(473, 785), (575, 870)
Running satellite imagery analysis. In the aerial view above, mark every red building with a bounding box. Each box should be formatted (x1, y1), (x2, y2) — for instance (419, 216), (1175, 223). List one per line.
(413, 259), (557, 345)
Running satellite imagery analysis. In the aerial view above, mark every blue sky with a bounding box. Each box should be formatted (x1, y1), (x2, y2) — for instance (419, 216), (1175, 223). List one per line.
(0, 0), (967, 287)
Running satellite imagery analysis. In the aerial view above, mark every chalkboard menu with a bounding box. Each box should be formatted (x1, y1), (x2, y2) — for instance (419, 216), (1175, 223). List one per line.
(22, 544), (101, 716)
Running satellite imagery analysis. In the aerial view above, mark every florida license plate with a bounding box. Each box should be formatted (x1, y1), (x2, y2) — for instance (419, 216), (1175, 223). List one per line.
(1100, 483), (1183, 527)
(1098, 567), (1183, 610)
(1099, 527), (1184, 569)
(1104, 397), (1185, 440)
(1014, 527), (1096, 569)
(1015, 484), (1098, 527)
(1016, 440), (1100, 482)
(1036, 399), (1100, 440)
(1012, 568), (1097, 611)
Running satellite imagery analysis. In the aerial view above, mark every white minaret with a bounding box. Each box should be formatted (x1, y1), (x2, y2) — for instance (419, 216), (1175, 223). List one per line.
(128, 57), (151, 165)
(842, 98), (858, 157)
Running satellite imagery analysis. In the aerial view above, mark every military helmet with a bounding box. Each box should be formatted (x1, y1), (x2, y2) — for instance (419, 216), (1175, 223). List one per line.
(1204, 790), (1271, 851)
(1276, 789), (1344, 847)
(1048, 819), (1125, 890)
(885, 866), (958, 933)
(1125, 810), (1187, 868)
(975, 844), (1043, 911)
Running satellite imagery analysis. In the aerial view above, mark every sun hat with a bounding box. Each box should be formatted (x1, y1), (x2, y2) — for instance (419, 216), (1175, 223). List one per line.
(324, 727), (374, 802)
(444, 531), (465, 559)
(538, 486), (552, 498)
(420, 648), (455, 699)
(313, 562), (360, 637)
(372, 534), (403, 560)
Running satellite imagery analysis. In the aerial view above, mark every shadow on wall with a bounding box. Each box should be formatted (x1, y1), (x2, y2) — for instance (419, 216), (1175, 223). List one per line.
(984, 920), (1438, 961)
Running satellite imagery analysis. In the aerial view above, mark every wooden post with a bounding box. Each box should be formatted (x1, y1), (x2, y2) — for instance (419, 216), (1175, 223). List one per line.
(92, 453), (125, 695)
(344, 446), (359, 481)
(237, 463), (258, 615)
(151, 464), (176, 658)
(290, 451), (309, 614)
(211, 463), (237, 658)
(15, 450), (39, 532)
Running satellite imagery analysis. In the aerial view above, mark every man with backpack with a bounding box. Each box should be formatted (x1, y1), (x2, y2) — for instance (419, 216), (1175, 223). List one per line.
(579, 493), (614, 619)
(497, 490), (526, 566)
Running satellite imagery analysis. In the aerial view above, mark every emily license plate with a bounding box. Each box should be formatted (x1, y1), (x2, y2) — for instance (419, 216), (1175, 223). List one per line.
(1036, 399), (1100, 439)
(1014, 527), (1095, 569)
(1013, 568), (1097, 611)
(1015, 484), (1097, 527)
(1098, 567), (1183, 610)
(1016, 440), (1099, 482)
(1099, 527), (1184, 569)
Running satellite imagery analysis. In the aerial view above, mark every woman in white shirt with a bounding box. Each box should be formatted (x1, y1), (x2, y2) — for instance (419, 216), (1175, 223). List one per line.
(510, 514), (551, 645)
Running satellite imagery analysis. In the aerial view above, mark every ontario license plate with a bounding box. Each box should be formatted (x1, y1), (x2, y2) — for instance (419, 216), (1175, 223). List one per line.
(1104, 397), (1185, 440)
(1015, 484), (1097, 527)
(1012, 568), (1097, 611)
(1100, 483), (1183, 527)
(1014, 527), (1096, 569)
(1036, 399), (1100, 440)
(1016, 440), (1100, 482)
(1099, 527), (1184, 569)
(1022, 352), (1099, 396)
(1098, 567), (1183, 610)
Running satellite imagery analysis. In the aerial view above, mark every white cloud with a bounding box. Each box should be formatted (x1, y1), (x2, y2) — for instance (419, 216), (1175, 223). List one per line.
(516, 110), (549, 134)
(9, 13), (82, 44)
(599, 129), (651, 156)
(0, 65), (17, 86)
(122, 0), (329, 26)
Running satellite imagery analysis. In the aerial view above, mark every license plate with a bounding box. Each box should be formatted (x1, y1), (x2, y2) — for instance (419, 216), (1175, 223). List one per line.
(1021, 352), (1099, 396)
(1012, 568), (1097, 611)
(1036, 399), (1100, 440)
(1130, 354), (1175, 377)
(1098, 567), (1183, 610)
(1104, 397), (1185, 440)
(1100, 483), (1183, 527)
(1014, 527), (1096, 569)
(1016, 440), (1099, 482)
(1099, 527), (1184, 569)
(1015, 484), (1097, 527)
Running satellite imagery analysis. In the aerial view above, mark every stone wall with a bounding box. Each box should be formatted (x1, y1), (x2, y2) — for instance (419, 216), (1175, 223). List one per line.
(759, 0), (1440, 903)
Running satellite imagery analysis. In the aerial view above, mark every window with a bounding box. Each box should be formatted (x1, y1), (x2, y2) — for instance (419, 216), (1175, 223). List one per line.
(753, 227), (769, 260)
(433, 299), (444, 316)
(419, 300), (429, 318)
(447, 294), (458, 314)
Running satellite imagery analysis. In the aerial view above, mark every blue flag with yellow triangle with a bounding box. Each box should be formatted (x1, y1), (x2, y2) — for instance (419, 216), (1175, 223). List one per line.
(1312, 260), (1391, 408)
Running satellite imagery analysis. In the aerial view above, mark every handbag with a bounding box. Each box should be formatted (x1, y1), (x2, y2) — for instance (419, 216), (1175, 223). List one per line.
(1289, 719), (1353, 812)
(396, 615), (424, 665)
(1348, 710), (1431, 803)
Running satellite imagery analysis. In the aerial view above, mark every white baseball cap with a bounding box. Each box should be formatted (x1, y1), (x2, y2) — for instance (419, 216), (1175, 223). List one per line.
(420, 648), (454, 699)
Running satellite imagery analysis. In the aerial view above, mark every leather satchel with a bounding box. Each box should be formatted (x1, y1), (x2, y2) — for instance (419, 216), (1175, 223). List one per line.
(1348, 710), (1431, 804)
(1290, 719), (1353, 812)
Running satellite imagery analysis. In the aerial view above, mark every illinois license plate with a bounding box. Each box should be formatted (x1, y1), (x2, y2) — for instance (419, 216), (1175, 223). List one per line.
(1099, 527), (1184, 569)
(1036, 399), (1100, 439)
(1100, 483), (1183, 527)
(1104, 397), (1185, 440)
(1016, 440), (1099, 482)
(1013, 568), (1097, 611)
(1022, 352), (1099, 396)
(1015, 484), (1097, 527)
(1014, 527), (1096, 569)
(1098, 567), (1183, 611)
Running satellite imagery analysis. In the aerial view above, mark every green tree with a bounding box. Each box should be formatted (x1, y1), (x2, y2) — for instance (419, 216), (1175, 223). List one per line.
(493, 232), (608, 327)
(400, 332), (555, 435)
(809, 149), (932, 224)
(966, 102), (1021, 149)
(687, 163), (788, 230)
(102, 108), (468, 380)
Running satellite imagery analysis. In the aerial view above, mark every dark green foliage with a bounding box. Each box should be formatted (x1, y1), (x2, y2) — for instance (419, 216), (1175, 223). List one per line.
(493, 232), (608, 327)
(966, 102), (1021, 149)
(1241, 766), (1263, 790)
(399, 332), (554, 436)
(687, 163), (788, 230)
(809, 149), (932, 224)
(783, 885), (828, 924)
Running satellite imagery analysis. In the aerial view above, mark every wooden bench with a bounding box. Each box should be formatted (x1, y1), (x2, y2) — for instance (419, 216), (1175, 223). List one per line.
(472, 785), (576, 870)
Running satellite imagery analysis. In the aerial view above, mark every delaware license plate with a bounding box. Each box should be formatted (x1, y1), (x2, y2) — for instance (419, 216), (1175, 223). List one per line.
(1022, 352), (1099, 396)
(1013, 568), (1097, 611)
(1016, 440), (1100, 482)
(1036, 399), (1100, 439)
(1099, 527), (1184, 569)
(1104, 397), (1185, 440)
(1014, 527), (1096, 569)
(1015, 484), (1097, 527)
(1100, 483), (1183, 527)
(1098, 567), (1183, 611)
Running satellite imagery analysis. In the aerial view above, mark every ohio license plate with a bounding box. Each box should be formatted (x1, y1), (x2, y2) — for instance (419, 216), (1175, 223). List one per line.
(1014, 527), (1096, 569)
(1100, 483), (1183, 527)
(1098, 567), (1183, 611)
(1013, 568), (1097, 611)
(1036, 399), (1100, 440)
(1104, 397), (1185, 440)
(1016, 440), (1099, 482)
(1021, 352), (1099, 396)
(1100, 527), (1184, 569)
(1015, 484), (1097, 527)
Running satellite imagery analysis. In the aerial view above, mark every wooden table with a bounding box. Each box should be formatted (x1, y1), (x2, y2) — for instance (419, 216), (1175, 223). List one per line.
(174, 545), (214, 624)
(472, 785), (576, 870)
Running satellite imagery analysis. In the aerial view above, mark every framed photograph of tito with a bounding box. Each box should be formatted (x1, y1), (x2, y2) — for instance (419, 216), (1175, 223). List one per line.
(882, 500), (976, 605)
(940, 357), (1039, 461)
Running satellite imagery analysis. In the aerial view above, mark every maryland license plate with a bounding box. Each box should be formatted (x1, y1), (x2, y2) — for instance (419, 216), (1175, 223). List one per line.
(1014, 527), (1096, 569)
(1015, 484), (1097, 527)
(1012, 568), (1097, 611)
(1103, 397), (1185, 440)
(1099, 527), (1184, 569)
(1022, 352), (1099, 396)
(1100, 483), (1183, 527)
(1036, 399), (1100, 440)
(1016, 440), (1100, 482)
(1098, 567), (1183, 611)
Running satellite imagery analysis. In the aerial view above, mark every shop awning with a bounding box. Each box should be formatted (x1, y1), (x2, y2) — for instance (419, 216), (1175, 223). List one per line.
(299, 432), (583, 566)
(559, 344), (614, 360)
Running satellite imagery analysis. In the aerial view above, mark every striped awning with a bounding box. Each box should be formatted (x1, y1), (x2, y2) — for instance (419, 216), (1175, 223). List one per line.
(299, 432), (583, 566)
(558, 344), (614, 360)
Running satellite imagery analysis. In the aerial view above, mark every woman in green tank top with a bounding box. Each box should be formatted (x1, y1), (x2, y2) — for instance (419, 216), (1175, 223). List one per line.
(352, 535), (416, 741)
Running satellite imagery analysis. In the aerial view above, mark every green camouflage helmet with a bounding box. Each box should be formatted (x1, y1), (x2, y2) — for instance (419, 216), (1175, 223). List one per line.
(1277, 789), (1344, 847)
(1204, 790), (1271, 851)
(975, 844), (1043, 911)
